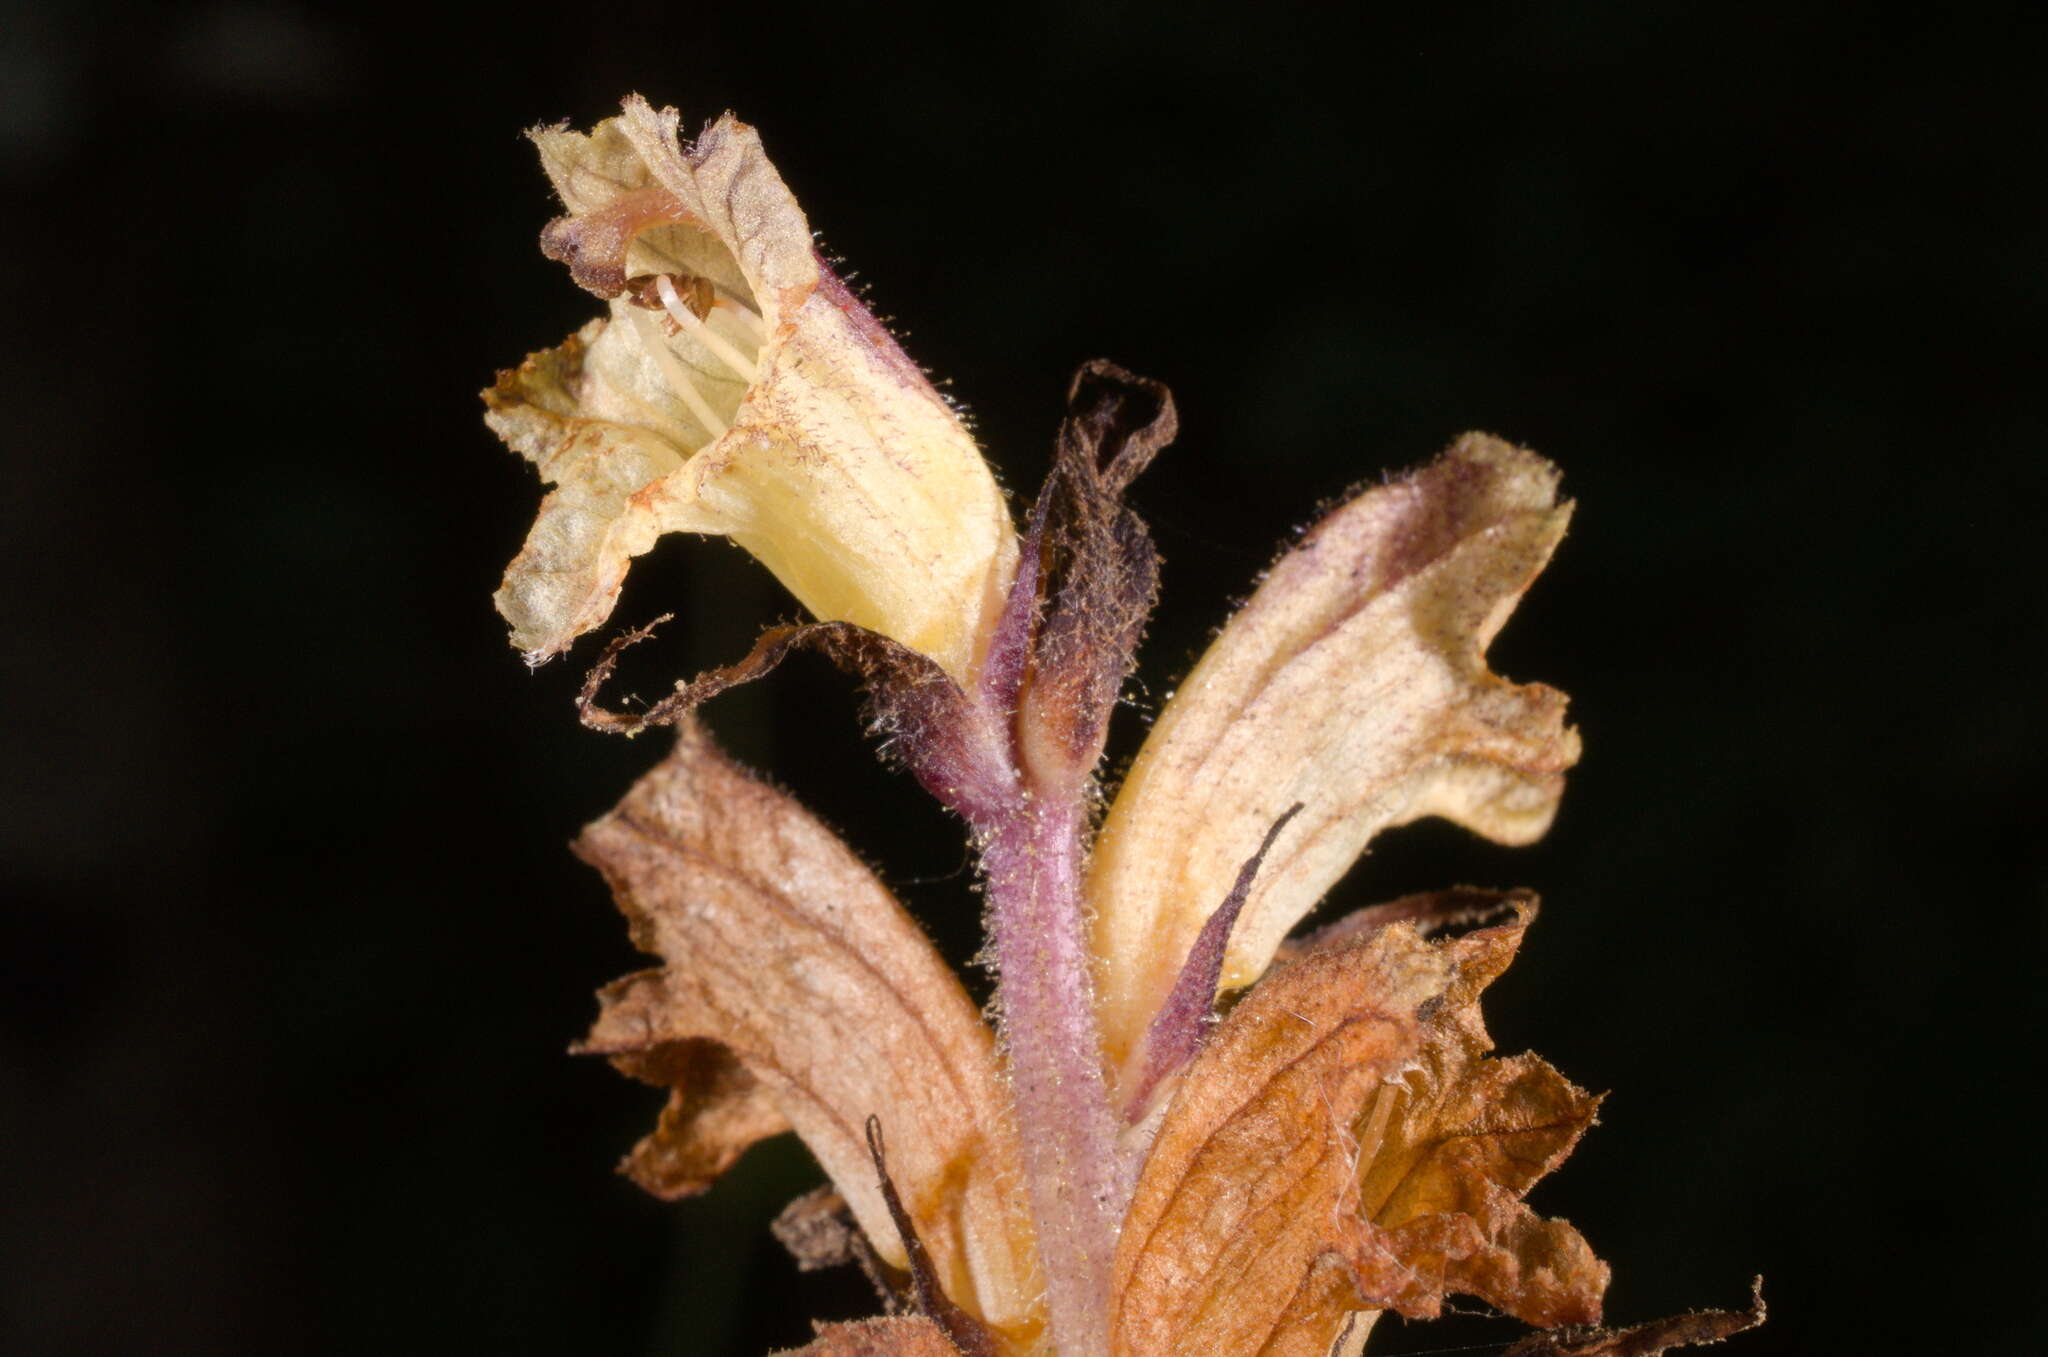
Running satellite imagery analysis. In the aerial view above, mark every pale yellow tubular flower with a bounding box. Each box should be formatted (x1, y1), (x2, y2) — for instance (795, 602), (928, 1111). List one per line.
(1086, 436), (1581, 1084)
(487, 97), (1017, 684)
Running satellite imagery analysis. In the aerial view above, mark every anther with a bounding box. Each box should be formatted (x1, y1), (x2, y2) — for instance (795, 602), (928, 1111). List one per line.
(625, 272), (714, 323)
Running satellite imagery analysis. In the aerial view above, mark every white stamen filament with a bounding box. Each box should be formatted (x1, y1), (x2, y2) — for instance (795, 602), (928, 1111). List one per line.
(627, 305), (728, 442)
(657, 274), (761, 382)
(704, 307), (759, 354)
(712, 290), (767, 340)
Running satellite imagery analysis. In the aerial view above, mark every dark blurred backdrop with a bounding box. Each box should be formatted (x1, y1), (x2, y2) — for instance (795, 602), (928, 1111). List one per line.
(3, 3), (2041, 1354)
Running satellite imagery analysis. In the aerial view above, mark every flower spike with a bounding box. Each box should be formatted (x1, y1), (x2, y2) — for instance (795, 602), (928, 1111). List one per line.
(483, 94), (1756, 1357)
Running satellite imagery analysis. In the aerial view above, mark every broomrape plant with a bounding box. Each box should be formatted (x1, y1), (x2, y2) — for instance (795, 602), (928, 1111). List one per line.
(484, 96), (1762, 1357)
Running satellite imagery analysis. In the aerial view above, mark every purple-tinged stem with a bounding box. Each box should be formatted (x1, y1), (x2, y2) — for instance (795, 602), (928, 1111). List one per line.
(981, 794), (1122, 1357)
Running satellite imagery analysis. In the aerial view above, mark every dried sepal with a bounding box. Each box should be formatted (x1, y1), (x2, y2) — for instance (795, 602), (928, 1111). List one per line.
(1088, 434), (1579, 1077)
(1001, 360), (1175, 794)
(773, 1316), (969, 1357)
(866, 1117), (1001, 1357)
(490, 97), (1016, 682)
(572, 721), (1044, 1343)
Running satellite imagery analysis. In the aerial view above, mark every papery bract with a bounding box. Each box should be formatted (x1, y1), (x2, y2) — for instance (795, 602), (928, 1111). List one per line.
(1112, 923), (1452, 1357)
(1111, 905), (1604, 1357)
(573, 721), (1044, 1345)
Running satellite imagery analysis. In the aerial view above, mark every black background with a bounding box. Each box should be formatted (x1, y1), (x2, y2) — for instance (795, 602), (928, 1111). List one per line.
(4, 3), (2042, 1354)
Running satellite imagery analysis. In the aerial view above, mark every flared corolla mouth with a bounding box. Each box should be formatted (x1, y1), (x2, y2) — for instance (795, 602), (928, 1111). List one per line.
(542, 201), (774, 454)
(493, 100), (1016, 682)
(617, 265), (766, 446)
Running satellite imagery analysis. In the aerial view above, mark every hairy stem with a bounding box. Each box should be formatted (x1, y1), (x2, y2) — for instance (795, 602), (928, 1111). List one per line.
(982, 795), (1122, 1357)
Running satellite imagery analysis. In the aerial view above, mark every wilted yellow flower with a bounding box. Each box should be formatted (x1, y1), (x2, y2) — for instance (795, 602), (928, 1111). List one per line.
(485, 97), (1017, 683)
